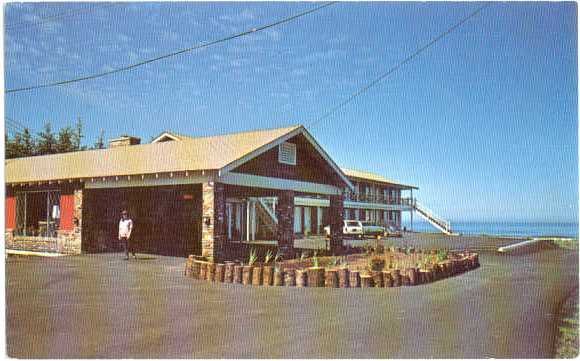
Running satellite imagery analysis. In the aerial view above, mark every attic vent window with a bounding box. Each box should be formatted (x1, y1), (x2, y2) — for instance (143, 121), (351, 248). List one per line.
(278, 142), (296, 165)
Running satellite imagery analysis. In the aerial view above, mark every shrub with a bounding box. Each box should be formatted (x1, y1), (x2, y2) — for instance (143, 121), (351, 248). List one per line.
(248, 248), (258, 266)
(264, 249), (274, 265)
(368, 256), (385, 272)
(436, 249), (448, 263)
(328, 256), (339, 268)
(312, 252), (319, 268)
(274, 250), (282, 263)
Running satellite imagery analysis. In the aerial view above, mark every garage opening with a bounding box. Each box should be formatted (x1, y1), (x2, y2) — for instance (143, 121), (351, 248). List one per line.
(82, 185), (202, 257)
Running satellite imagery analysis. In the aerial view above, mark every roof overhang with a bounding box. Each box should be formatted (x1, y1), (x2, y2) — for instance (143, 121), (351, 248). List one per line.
(347, 175), (418, 190)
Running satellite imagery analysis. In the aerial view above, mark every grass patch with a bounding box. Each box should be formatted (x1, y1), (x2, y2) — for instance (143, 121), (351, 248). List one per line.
(544, 238), (578, 250)
(555, 290), (579, 358)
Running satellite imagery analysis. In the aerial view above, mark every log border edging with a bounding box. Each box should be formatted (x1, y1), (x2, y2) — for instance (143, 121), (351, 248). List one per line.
(185, 251), (480, 289)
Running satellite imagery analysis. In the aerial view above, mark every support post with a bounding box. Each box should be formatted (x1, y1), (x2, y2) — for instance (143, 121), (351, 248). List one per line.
(202, 182), (226, 262)
(276, 190), (294, 258)
(329, 193), (345, 254)
(410, 189), (414, 232)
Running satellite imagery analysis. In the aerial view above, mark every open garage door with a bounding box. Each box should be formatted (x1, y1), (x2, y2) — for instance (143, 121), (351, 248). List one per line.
(82, 185), (202, 257)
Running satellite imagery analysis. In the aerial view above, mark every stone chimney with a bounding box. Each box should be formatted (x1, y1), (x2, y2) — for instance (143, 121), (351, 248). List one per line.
(108, 135), (141, 148)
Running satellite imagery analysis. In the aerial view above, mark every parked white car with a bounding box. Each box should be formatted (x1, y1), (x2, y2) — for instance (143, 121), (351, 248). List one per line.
(324, 220), (364, 239)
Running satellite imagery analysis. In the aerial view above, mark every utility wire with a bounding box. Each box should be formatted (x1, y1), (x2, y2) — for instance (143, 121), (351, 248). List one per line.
(5, 119), (26, 132)
(5, 3), (116, 31)
(6, 2), (337, 94)
(5, 116), (34, 133)
(308, 4), (489, 129)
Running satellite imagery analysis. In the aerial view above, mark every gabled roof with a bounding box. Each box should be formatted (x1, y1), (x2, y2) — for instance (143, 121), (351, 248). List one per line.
(341, 168), (418, 190)
(151, 131), (196, 143)
(6, 125), (353, 190)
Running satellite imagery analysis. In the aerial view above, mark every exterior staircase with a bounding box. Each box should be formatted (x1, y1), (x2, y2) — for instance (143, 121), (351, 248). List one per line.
(413, 201), (456, 235)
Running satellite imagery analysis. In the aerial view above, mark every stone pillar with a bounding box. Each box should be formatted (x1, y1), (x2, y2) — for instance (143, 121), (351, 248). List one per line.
(329, 193), (345, 254)
(201, 182), (226, 262)
(5, 230), (14, 250)
(276, 190), (295, 258)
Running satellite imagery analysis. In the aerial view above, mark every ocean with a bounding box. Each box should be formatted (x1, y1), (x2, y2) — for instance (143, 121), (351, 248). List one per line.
(403, 221), (579, 238)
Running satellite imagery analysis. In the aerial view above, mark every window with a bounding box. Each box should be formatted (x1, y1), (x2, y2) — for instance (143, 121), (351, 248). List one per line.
(293, 206), (302, 233)
(278, 142), (297, 165)
(303, 207), (312, 235)
(15, 190), (61, 237)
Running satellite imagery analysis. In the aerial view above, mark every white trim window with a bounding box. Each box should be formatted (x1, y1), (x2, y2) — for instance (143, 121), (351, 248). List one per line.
(293, 206), (302, 233)
(278, 142), (297, 165)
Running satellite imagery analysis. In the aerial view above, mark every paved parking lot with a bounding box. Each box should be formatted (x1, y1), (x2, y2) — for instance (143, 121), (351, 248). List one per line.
(6, 237), (578, 358)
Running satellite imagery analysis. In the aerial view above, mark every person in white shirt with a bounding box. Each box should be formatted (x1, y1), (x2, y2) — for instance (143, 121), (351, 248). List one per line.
(118, 210), (135, 260)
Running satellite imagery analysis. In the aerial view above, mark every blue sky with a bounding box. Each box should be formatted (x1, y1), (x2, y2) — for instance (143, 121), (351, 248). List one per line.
(4, 2), (578, 223)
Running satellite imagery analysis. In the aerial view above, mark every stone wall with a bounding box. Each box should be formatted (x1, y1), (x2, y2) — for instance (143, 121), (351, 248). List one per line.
(5, 230), (58, 253)
(5, 187), (83, 255)
(329, 194), (345, 253)
(201, 182), (226, 262)
(276, 190), (295, 258)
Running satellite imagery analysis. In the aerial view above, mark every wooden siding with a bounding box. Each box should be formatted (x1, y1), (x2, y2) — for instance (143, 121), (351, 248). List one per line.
(232, 134), (343, 186)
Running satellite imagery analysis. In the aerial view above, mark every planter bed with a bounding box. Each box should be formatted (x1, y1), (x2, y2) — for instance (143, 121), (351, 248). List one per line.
(184, 247), (480, 288)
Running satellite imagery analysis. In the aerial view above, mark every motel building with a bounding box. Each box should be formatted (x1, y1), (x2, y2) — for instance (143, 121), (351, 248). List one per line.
(5, 125), (417, 261)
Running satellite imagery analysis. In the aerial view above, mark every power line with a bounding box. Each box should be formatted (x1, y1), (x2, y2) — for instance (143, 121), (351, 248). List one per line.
(5, 3), (115, 31)
(6, 2), (337, 94)
(5, 116), (34, 133)
(5, 120), (26, 133)
(308, 4), (489, 129)
(5, 124), (25, 136)
(5, 116), (27, 129)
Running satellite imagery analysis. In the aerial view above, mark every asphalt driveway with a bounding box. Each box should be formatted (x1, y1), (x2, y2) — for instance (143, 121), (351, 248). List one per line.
(6, 237), (578, 358)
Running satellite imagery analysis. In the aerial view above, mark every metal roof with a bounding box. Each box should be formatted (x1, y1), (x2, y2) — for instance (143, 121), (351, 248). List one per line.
(340, 168), (418, 190)
(6, 125), (302, 184)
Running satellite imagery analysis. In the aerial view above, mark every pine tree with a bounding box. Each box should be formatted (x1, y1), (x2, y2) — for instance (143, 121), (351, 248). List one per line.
(6, 132), (26, 159)
(36, 122), (57, 155)
(94, 129), (105, 149)
(21, 128), (36, 156)
(56, 126), (76, 153)
(72, 117), (85, 151)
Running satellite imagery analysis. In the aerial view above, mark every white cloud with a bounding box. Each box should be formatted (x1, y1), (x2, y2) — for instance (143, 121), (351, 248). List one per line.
(219, 9), (256, 23)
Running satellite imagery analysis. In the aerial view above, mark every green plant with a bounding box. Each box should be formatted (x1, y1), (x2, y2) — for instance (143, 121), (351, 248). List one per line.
(328, 256), (339, 268)
(436, 249), (448, 263)
(248, 248), (258, 266)
(274, 250), (282, 263)
(367, 256), (385, 272)
(363, 243), (372, 256)
(264, 249), (274, 265)
(312, 252), (319, 268)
